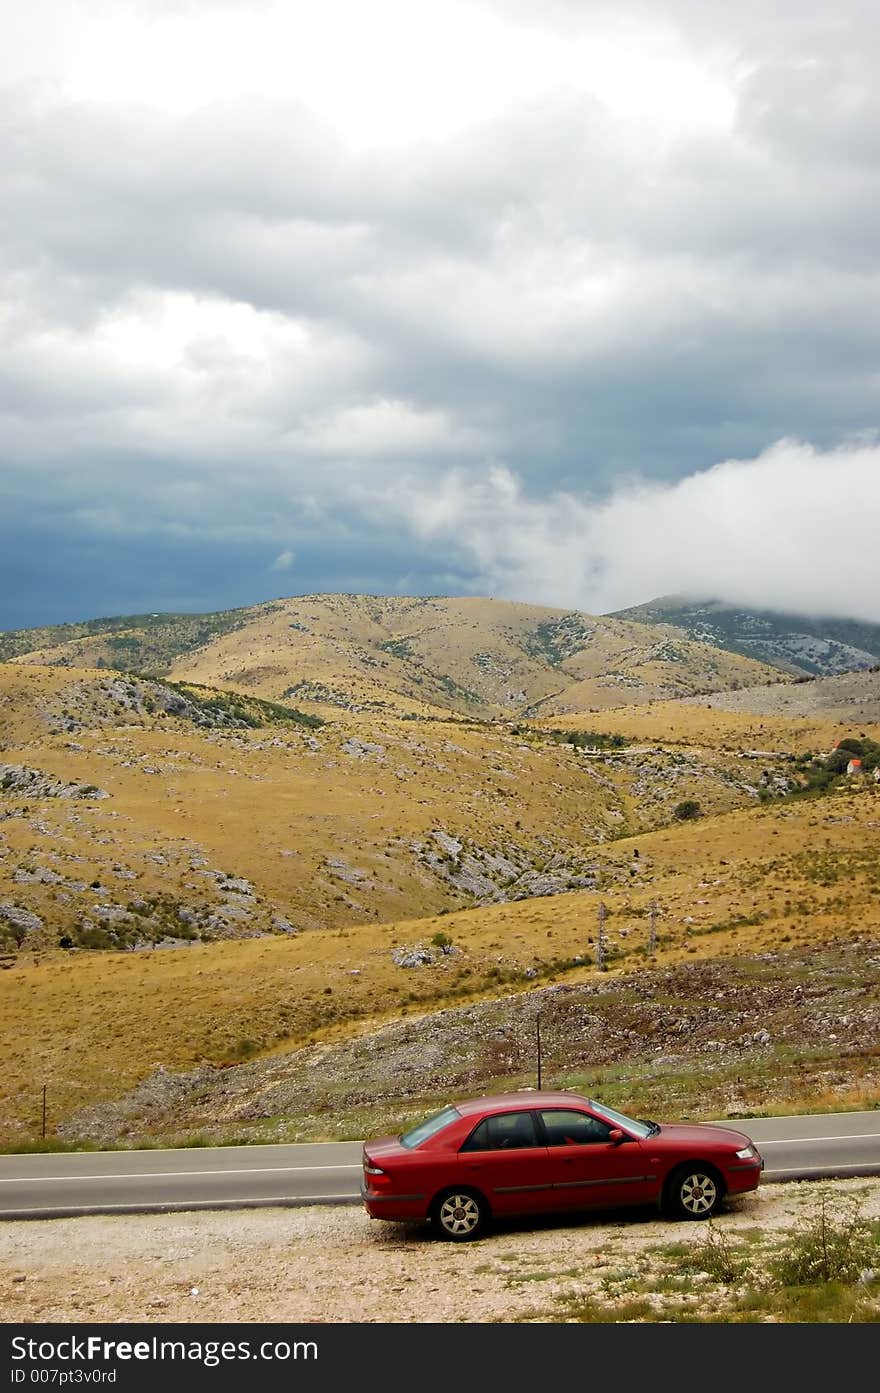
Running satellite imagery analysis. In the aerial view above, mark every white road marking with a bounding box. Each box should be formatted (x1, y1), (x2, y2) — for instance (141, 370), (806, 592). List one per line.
(0, 1195), (360, 1214)
(756, 1134), (880, 1145)
(764, 1163), (880, 1174)
(0, 1164), (360, 1184)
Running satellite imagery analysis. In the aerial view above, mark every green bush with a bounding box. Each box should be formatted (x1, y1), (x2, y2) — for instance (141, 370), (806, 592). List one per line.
(672, 800), (702, 821)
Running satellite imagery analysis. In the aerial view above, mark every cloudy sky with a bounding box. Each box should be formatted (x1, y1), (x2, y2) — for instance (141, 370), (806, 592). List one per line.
(2, 0), (879, 630)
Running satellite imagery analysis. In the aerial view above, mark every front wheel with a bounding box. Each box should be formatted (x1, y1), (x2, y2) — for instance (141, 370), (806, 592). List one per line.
(432, 1189), (489, 1241)
(665, 1165), (723, 1220)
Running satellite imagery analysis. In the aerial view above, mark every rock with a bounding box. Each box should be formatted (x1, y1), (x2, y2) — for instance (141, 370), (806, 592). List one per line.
(391, 945), (434, 968)
(342, 739), (385, 760)
(0, 765), (108, 800)
(325, 858), (371, 886)
(0, 903), (43, 935)
(13, 866), (66, 885)
(272, 914), (299, 935)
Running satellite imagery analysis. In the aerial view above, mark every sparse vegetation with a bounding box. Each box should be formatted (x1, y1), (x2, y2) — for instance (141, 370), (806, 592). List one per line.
(2, 599), (880, 1156)
(549, 1190), (880, 1323)
(768, 1191), (878, 1287)
(0, 604), (275, 668)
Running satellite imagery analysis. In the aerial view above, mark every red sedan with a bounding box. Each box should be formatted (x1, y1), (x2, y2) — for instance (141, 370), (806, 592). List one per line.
(362, 1091), (763, 1240)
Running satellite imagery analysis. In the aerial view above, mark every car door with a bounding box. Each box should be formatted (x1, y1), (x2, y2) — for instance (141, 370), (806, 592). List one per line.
(537, 1108), (656, 1212)
(457, 1109), (553, 1215)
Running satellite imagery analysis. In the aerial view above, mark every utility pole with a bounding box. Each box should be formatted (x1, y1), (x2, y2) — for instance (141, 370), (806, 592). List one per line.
(648, 899), (658, 955)
(597, 901), (607, 972)
(536, 1014), (543, 1090)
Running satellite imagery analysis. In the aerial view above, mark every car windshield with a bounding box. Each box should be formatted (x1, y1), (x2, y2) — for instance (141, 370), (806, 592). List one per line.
(400, 1105), (461, 1149)
(588, 1100), (654, 1139)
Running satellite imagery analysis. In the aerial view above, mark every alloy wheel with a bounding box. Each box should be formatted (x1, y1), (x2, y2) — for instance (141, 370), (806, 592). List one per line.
(437, 1192), (483, 1238)
(679, 1171), (718, 1216)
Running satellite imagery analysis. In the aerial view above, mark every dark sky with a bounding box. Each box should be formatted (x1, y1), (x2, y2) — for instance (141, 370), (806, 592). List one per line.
(2, 0), (879, 630)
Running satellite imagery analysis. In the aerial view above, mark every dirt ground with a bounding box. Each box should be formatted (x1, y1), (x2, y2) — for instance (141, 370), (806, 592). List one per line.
(2, 1178), (879, 1324)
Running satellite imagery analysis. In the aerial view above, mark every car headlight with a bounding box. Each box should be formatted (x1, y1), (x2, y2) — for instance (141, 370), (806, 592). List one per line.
(735, 1145), (756, 1160)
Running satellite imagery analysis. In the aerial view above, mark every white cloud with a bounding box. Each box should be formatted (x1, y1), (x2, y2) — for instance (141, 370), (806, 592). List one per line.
(381, 438), (880, 620)
(270, 548), (295, 571)
(296, 399), (492, 457)
(3, 1), (731, 146)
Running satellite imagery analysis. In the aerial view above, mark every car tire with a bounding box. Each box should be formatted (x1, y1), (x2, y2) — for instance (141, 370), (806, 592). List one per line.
(664, 1164), (723, 1220)
(431, 1188), (489, 1241)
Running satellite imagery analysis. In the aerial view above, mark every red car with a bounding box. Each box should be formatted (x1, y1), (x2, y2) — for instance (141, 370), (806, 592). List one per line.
(362, 1091), (763, 1240)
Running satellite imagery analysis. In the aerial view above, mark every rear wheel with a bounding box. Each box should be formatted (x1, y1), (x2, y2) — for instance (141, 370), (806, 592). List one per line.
(665, 1164), (723, 1220)
(432, 1188), (489, 1241)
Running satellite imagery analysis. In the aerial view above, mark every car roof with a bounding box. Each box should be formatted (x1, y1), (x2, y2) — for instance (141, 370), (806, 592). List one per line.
(454, 1091), (591, 1117)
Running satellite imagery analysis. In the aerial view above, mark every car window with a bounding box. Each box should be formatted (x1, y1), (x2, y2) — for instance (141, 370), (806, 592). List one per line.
(400, 1105), (461, 1149)
(588, 1099), (651, 1139)
(539, 1109), (612, 1147)
(460, 1110), (540, 1152)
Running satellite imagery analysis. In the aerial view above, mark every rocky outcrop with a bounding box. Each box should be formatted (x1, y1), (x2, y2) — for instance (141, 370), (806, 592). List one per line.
(0, 765), (108, 799)
(0, 903), (43, 937)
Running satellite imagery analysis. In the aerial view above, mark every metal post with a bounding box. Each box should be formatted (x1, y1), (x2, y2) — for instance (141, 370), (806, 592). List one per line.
(41, 1084), (47, 1140)
(597, 902), (607, 971)
(536, 1014), (542, 1090)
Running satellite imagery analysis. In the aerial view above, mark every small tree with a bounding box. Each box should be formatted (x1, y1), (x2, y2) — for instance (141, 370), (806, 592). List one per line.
(673, 799), (702, 821)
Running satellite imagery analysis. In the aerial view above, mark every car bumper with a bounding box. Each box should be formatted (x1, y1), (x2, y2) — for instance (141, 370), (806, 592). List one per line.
(361, 1184), (428, 1221)
(724, 1156), (764, 1195)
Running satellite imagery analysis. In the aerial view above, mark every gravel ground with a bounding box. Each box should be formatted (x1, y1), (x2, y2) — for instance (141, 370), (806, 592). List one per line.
(2, 1179), (879, 1324)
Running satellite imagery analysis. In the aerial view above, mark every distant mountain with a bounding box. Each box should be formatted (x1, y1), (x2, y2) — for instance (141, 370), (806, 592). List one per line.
(611, 597), (880, 678)
(0, 593), (784, 720)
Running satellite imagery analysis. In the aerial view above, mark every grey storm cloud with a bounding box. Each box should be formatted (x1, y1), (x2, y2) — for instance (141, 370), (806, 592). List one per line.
(1, 0), (879, 627)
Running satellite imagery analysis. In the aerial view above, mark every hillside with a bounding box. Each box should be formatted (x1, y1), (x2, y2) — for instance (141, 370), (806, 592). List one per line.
(0, 605), (268, 669)
(3, 598), (879, 1153)
(612, 597), (880, 677)
(2, 777), (880, 1146)
(3, 594), (784, 720)
(680, 668), (880, 723)
(1, 663), (805, 958)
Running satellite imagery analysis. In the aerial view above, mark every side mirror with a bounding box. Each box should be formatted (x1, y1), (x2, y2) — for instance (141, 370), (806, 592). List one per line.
(608, 1129), (625, 1144)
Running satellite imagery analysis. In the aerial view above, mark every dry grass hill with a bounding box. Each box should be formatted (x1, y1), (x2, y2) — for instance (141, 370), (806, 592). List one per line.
(1, 660), (803, 960)
(1, 787), (878, 1148)
(4, 594), (784, 719)
(1, 593), (878, 1149)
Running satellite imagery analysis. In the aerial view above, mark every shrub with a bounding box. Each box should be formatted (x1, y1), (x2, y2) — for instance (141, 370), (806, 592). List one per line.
(684, 1222), (747, 1284)
(673, 800), (702, 821)
(769, 1192), (876, 1287)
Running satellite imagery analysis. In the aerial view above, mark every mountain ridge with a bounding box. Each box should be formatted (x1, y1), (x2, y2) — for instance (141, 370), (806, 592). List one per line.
(1, 592), (785, 721)
(611, 596), (880, 678)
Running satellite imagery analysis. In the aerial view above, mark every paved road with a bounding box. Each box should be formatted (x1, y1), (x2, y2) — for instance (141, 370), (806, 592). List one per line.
(1, 1112), (878, 1219)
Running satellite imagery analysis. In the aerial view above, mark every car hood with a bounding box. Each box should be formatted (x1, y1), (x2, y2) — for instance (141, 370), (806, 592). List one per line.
(651, 1123), (753, 1149)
